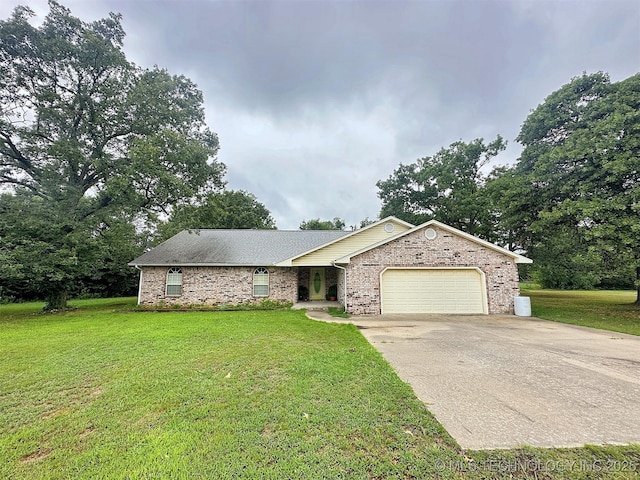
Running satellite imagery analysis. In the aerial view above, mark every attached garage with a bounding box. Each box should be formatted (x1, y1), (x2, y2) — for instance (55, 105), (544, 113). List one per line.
(380, 268), (487, 314)
(329, 220), (531, 315)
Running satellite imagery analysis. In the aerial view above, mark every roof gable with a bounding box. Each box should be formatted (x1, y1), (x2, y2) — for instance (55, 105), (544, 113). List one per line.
(274, 217), (415, 266)
(334, 220), (533, 264)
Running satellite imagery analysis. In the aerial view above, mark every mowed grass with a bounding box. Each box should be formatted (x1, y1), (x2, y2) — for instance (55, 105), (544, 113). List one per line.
(1, 299), (459, 479)
(521, 288), (640, 336)
(1, 299), (639, 479)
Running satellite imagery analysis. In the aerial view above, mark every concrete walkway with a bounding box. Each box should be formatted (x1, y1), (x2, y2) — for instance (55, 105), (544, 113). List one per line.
(292, 300), (340, 310)
(306, 311), (640, 450)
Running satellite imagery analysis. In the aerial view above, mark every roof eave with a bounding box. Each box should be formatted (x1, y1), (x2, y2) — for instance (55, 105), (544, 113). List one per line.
(333, 257), (350, 265)
(128, 263), (275, 268)
(274, 259), (293, 267)
(515, 257), (534, 264)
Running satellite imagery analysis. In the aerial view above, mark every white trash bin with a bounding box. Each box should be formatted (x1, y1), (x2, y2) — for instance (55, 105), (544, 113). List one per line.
(514, 296), (531, 316)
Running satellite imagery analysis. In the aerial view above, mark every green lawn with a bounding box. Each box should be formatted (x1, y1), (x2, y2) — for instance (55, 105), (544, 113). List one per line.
(521, 288), (640, 336)
(1, 299), (639, 479)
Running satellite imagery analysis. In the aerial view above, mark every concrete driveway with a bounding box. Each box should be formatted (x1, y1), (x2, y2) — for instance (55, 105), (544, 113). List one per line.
(311, 312), (640, 450)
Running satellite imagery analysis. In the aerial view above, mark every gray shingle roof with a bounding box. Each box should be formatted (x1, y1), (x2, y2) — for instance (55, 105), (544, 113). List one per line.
(128, 229), (350, 266)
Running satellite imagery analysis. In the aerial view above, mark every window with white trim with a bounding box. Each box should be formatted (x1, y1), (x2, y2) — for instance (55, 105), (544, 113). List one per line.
(166, 267), (183, 296)
(253, 267), (269, 297)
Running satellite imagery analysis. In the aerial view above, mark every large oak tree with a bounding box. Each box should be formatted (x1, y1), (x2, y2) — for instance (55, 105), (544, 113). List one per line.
(493, 72), (640, 299)
(0, 2), (225, 308)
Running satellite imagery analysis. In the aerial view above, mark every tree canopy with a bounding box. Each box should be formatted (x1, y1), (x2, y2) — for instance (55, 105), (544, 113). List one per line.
(0, 191), (144, 303)
(503, 72), (640, 295)
(299, 217), (346, 230)
(0, 2), (225, 308)
(377, 136), (506, 239)
(0, 2), (224, 213)
(157, 190), (276, 241)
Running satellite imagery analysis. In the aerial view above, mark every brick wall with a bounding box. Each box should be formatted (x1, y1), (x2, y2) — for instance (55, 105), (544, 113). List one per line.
(345, 225), (520, 315)
(298, 267), (310, 299)
(138, 266), (297, 306)
(326, 267), (338, 296)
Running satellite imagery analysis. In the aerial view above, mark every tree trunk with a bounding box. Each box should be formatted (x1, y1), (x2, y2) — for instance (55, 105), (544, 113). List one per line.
(636, 267), (640, 306)
(44, 290), (68, 311)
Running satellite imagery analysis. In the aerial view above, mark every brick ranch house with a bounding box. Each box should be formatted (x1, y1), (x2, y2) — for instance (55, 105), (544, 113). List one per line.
(129, 217), (532, 315)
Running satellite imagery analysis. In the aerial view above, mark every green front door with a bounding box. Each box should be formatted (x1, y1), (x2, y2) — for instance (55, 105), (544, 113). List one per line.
(309, 268), (325, 300)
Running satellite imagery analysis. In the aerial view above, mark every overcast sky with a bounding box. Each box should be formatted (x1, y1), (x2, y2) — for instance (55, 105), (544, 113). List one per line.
(2, 0), (638, 229)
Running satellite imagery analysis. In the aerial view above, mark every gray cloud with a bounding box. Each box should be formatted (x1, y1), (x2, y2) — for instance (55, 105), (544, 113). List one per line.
(2, 0), (638, 229)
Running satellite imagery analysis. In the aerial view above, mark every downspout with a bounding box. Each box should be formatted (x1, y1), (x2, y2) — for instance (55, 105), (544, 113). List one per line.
(134, 265), (143, 305)
(332, 263), (348, 312)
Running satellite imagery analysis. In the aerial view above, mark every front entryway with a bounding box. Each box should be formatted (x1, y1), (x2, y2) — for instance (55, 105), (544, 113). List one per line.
(309, 267), (325, 300)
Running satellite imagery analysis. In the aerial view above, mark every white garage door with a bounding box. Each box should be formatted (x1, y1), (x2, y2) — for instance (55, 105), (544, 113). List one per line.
(381, 268), (486, 314)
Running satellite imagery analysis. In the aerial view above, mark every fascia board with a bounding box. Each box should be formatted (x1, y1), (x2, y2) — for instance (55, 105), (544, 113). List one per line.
(274, 259), (293, 267)
(128, 263), (274, 267)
